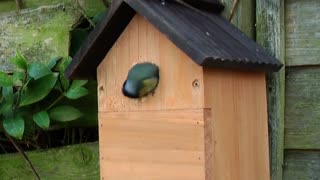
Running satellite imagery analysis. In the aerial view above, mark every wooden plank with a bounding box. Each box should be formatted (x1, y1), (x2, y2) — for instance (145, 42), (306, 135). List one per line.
(220, 0), (255, 38)
(285, 0), (320, 66)
(256, 0), (286, 179)
(204, 68), (270, 180)
(0, 142), (99, 179)
(283, 150), (320, 180)
(99, 110), (205, 179)
(285, 67), (320, 149)
(97, 14), (204, 112)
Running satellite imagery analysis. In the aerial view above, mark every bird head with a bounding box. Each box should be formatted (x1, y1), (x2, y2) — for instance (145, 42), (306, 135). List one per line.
(122, 62), (159, 99)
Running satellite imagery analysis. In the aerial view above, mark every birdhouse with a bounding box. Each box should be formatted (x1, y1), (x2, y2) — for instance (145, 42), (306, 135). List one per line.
(65, 0), (282, 179)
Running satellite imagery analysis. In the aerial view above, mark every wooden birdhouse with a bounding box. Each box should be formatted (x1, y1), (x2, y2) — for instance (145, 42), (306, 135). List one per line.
(65, 0), (282, 179)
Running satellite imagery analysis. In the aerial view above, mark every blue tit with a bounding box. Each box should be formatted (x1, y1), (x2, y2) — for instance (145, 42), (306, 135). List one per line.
(122, 62), (159, 98)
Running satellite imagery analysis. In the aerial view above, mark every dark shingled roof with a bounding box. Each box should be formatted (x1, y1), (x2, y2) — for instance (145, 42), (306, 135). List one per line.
(65, 0), (283, 79)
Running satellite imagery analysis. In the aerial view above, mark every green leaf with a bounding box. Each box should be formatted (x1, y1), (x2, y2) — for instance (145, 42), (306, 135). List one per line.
(33, 111), (50, 129)
(0, 99), (12, 115)
(64, 87), (88, 99)
(12, 71), (25, 86)
(2, 86), (14, 102)
(49, 106), (83, 122)
(28, 62), (52, 80)
(0, 72), (13, 87)
(3, 116), (24, 140)
(59, 57), (72, 73)
(59, 57), (72, 90)
(60, 74), (69, 91)
(92, 12), (105, 25)
(71, 80), (88, 88)
(48, 56), (63, 69)
(9, 50), (28, 70)
(20, 73), (58, 106)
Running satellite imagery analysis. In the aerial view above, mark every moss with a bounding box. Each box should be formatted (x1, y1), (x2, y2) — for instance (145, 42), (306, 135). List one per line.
(0, 5), (80, 72)
(0, 0), (16, 13)
(25, 0), (106, 17)
(0, 143), (99, 179)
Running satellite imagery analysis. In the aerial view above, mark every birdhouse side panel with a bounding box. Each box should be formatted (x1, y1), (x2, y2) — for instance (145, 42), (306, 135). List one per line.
(203, 68), (270, 180)
(97, 14), (204, 112)
(99, 109), (206, 179)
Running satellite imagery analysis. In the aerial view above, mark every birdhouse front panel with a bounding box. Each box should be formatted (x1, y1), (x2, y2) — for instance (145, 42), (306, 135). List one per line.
(99, 109), (206, 179)
(97, 14), (204, 112)
(97, 14), (206, 179)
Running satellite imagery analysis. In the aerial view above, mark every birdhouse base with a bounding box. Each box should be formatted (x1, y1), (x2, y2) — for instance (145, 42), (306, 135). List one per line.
(99, 109), (208, 179)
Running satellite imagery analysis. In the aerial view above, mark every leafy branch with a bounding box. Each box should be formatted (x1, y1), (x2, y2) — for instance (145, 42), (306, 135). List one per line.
(0, 51), (89, 179)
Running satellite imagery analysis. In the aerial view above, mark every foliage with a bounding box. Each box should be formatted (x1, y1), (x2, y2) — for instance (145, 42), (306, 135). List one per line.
(0, 51), (88, 140)
(70, 11), (105, 56)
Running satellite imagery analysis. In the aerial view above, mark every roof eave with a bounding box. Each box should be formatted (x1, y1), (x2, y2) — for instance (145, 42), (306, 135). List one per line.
(65, 1), (135, 79)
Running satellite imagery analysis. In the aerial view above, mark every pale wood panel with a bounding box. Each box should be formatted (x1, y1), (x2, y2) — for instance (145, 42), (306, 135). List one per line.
(256, 0), (286, 179)
(204, 68), (270, 180)
(97, 14), (204, 112)
(283, 150), (320, 180)
(99, 110), (205, 180)
(285, 67), (320, 149)
(285, 0), (320, 66)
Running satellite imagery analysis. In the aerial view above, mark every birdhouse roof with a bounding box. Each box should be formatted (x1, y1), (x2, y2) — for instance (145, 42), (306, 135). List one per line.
(65, 0), (283, 79)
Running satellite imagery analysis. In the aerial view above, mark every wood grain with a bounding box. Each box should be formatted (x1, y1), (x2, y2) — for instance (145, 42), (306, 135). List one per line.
(204, 68), (270, 180)
(285, 67), (320, 149)
(220, 0), (255, 38)
(99, 110), (205, 180)
(256, 0), (286, 179)
(0, 143), (99, 179)
(283, 150), (320, 180)
(285, 0), (320, 66)
(97, 14), (204, 112)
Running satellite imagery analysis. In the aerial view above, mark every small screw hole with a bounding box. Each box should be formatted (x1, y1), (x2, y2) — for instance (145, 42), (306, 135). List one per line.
(99, 86), (104, 92)
(192, 79), (200, 87)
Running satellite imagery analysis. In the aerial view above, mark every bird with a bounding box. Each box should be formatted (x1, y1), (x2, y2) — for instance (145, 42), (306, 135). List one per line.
(122, 62), (159, 99)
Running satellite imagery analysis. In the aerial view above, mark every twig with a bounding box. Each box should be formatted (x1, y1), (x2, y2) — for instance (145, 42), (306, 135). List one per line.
(45, 94), (64, 111)
(75, 0), (96, 28)
(228, 0), (239, 22)
(15, 0), (23, 10)
(101, 0), (110, 8)
(0, 142), (7, 153)
(14, 71), (28, 111)
(5, 133), (41, 180)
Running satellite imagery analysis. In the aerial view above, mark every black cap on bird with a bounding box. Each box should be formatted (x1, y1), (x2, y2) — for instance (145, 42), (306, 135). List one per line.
(122, 62), (160, 98)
